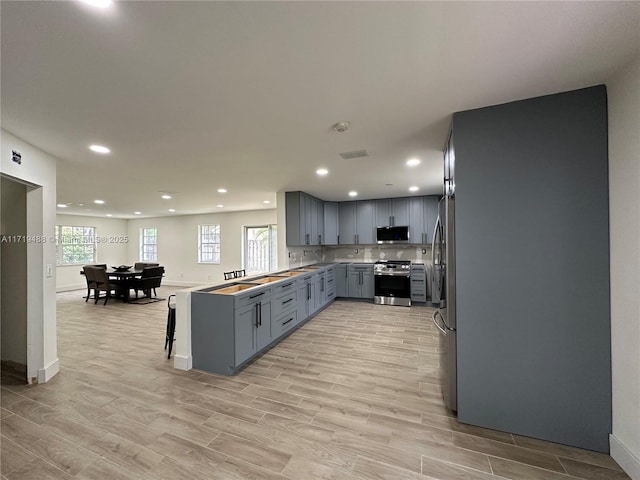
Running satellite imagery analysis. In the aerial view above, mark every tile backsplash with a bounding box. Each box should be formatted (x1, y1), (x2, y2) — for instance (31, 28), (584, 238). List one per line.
(286, 244), (432, 267)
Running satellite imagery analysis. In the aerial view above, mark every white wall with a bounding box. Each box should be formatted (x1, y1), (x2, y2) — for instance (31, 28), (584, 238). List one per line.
(0, 129), (59, 384)
(1, 177), (28, 367)
(126, 209), (277, 286)
(55, 214), (129, 292)
(608, 55), (640, 479)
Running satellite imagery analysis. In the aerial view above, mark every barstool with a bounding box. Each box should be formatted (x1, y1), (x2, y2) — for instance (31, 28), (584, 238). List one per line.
(165, 294), (176, 359)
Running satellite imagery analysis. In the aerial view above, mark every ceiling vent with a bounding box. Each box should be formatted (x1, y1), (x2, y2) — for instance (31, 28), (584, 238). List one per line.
(339, 149), (369, 160)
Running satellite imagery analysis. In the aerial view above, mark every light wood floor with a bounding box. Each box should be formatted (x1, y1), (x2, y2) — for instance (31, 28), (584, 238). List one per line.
(1, 287), (628, 480)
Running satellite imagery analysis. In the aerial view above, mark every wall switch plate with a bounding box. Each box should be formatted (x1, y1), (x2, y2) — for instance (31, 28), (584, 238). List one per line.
(45, 264), (53, 277)
(422, 248), (427, 254)
(355, 249), (359, 254)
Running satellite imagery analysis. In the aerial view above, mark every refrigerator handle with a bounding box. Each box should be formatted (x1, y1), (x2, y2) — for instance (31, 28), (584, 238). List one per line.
(431, 217), (440, 266)
(432, 309), (455, 334)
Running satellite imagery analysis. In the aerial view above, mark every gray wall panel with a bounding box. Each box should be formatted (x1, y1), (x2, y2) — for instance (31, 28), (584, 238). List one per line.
(454, 86), (611, 452)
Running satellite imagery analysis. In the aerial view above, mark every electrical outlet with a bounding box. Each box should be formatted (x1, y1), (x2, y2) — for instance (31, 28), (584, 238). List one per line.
(422, 248), (426, 254)
(355, 249), (359, 254)
(180, 273), (184, 278)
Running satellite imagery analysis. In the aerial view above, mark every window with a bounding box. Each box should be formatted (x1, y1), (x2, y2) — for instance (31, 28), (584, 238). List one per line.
(55, 225), (96, 265)
(198, 224), (220, 263)
(244, 225), (277, 275)
(140, 227), (158, 261)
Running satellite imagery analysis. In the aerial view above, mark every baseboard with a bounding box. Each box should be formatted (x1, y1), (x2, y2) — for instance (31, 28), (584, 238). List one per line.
(163, 281), (201, 287)
(173, 354), (192, 371)
(611, 434), (640, 480)
(57, 284), (85, 293)
(38, 358), (60, 384)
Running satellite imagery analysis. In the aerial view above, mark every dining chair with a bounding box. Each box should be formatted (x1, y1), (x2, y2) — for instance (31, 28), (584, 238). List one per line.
(88, 266), (123, 305)
(83, 265), (97, 302)
(224, 271), (236, 280)
(132, 266), (165, 298)
(134, 262), (159, 270)
(234, 269), (246, 278)
(165, 294), (176, 359)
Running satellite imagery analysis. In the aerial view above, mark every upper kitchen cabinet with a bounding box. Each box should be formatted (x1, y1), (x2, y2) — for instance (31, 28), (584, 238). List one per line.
(285, 191), (324, 246)
(339, 200), (375, 244)
(323, 202), (339, 245)
(375, 197), (410, 227)
(409, 195), (439, 244)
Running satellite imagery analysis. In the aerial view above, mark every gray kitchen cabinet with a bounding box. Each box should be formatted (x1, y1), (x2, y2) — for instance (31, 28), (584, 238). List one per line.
(315, 270), (327, 310)
(338, 202), (357, 244)
(235, 298), (271, 365)
(347, 264), (374, 299)
(335, 264), (349, 297)
(325, 267), (336, 302)
(410, 264), (427, 303)
(297, 272), (317, 318)
(339, 200), (375, 244)
(323, 202), (339, 245)
(285, 191), (323, 246)
(376, 197), (411, 227)
(409, 195), (439, 244)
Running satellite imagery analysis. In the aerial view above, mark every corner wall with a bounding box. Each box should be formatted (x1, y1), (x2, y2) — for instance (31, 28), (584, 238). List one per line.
(608, 55), (640, 479)
(0, 129), (58, 383)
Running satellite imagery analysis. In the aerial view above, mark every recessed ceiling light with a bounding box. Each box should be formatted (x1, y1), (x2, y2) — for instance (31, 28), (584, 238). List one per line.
(168, 209), (176, 213)
(406, 158), (421, 167)
(161, 194), (172, 200)
(217, 188), (227, 193)
(263, 200), (271, 204)
(80, 0), (113, 8)
(106, 214), (113, 217)
(94, 199), (105, 204)
(134, 211), (142, 215)
(217, 204), (224, 208)
(348, 191), (358, 197)
(57, 204), (67, 208)
(409, 186), (419, 192)
(316, 168), (329, 176)
(89, 145), (110, 154)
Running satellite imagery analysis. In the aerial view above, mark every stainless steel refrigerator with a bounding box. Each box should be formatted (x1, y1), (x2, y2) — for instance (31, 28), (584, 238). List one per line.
(431, 194), (456, 412)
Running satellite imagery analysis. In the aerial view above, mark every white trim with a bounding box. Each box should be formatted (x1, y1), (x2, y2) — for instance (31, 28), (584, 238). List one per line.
(173, 354), (192, 370)
(611, 434), (640, 480)
(37, 358), (60, 383)
(163, 281), (202, 287)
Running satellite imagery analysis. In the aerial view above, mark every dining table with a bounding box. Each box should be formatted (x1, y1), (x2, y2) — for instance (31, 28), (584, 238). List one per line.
(81, 268), (144, 303)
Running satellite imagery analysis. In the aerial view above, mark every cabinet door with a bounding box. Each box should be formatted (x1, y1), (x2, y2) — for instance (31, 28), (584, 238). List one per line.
(375, 199), (392, 226)
(303, 193), (312, 245)
(356, 201), (375, 244)
(235, 304), (257, 365)
(256, 301), (272, 350)
(285, 191), (304, 246)
(347, 271), (362, 298)
(323, 202), (339, 245)
(316, 199), (325, 245)
(309, 196), (319, 245)
(361, 272), (375, 299)
(424, 196), (439, 244)
(391, 198), (410, 226)
(338, 202), (357, 244)
(336, 265), (348, 296)
(297, 284), (309, 320)
(409, 197), (426, 244)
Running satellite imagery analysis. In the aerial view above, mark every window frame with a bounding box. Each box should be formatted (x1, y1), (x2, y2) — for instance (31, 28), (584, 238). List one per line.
(139, 227), (158, 262)
(55, 225), (97, 266)
(198, 224), (221, 264)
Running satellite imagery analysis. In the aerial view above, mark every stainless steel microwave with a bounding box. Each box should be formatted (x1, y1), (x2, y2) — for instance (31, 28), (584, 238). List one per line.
(376, 226), (410, 244)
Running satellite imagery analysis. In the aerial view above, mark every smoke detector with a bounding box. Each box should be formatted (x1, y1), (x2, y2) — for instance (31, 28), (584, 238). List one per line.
(332, 121), (350, 133)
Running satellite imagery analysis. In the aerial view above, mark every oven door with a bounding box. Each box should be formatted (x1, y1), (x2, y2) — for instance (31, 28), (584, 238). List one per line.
(374, 274), (411, 306)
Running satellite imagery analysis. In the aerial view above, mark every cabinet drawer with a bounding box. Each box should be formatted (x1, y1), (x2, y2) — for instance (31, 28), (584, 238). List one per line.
(272, 279), (297, 296)
(236, 287), (272, 309)
(272, 290), (297, 319)
(274, 311), (298, 338)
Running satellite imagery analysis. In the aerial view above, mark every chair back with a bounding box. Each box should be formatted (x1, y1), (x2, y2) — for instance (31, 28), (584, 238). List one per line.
(83, 265), (96, 284)
(224, 271), (236, 280)
(141, 266), (164, 278)
(135, 262), (159, 270)
(234, 269), (246, 278)
(89, 266), (109, 285)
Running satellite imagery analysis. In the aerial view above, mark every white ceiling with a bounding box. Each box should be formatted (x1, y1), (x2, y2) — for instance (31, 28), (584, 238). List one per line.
(2, 1), (639, 218)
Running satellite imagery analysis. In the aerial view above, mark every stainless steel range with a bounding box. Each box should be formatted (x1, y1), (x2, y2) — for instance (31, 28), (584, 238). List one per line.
(373, 260), (412, 307)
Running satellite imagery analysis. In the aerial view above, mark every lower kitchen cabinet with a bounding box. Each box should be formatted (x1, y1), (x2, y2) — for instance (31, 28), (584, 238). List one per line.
(335, 264), (349, 297)
(235, 299), (271, 365)
(347, 264), (374, 299)
(410, 264), (427, 303)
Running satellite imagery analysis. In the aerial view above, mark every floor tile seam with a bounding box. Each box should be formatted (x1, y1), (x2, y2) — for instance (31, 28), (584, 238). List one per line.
(0, 433), (43, 477)
(419, 449), (497, 477)
(486, 454), (591, 480)
(352, 452), (423, 477)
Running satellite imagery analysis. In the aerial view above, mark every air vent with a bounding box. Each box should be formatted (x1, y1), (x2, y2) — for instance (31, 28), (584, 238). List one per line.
(339, 149), (369, 160)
